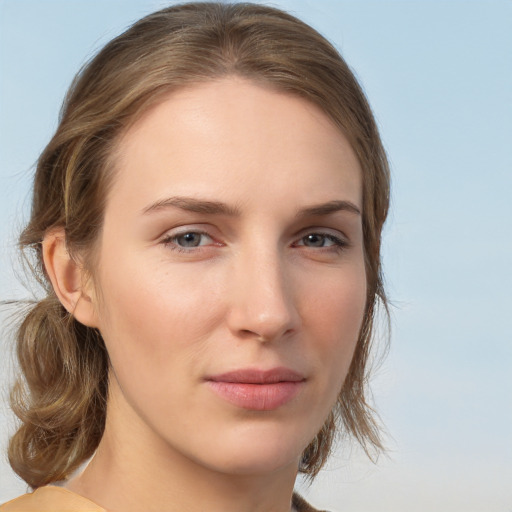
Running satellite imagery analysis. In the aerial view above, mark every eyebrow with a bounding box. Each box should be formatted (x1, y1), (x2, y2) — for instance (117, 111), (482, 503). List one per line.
(142, 196), (241, 216)
(142, 196), (360, 217)
(295, 200), (361, 218)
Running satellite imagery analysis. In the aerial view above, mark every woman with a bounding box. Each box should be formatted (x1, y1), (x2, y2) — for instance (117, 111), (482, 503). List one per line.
(1, 2), (389, 511)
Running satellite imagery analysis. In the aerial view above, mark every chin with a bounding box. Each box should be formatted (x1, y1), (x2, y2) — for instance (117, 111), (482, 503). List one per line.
(186, 423), (313, 477)
(207, 449), (301, 477)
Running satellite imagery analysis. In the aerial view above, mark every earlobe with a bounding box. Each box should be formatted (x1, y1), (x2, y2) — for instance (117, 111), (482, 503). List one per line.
(42, 228), (99, 328)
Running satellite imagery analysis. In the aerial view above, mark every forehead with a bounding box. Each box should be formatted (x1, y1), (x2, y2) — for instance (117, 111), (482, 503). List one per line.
(109, 78), (362, 215)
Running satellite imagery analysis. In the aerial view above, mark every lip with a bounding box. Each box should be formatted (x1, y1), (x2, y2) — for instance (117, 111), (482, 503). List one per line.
(206, 367), (305, 411)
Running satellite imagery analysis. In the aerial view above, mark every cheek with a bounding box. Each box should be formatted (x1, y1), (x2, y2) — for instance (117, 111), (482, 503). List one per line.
(299, 265), (367, 384)
(94, 254), (226, 376)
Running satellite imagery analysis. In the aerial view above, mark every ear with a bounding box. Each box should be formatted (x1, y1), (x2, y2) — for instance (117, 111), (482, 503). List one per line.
(42, 228), (99, 328)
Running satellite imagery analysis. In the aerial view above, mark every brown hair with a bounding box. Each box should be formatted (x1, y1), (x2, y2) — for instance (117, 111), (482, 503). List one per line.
(8, 1), (390, 488)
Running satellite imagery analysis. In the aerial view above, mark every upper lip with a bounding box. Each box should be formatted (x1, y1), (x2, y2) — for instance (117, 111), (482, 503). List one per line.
(207, 367), (305, 384)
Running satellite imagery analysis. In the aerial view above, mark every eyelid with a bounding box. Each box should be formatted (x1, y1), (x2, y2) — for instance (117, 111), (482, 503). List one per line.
(294, 226), (349, 242)
(158, 222), (216, 240)
(159, 226), (221, 252)
(158, 224), (351, 253)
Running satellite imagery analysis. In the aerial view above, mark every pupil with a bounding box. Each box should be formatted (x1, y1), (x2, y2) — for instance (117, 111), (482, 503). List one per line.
(178, 233), (200, 247)
(306, 234), (324, 247)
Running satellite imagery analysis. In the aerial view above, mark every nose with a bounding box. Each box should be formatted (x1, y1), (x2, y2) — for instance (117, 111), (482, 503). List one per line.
(226, 247), (300, 342)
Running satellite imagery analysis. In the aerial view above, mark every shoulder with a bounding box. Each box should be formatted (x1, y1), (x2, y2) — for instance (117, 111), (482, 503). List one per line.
(292, 493), (330, 512)
(2, 488), (324, 512)
(1, 486), (106, 512)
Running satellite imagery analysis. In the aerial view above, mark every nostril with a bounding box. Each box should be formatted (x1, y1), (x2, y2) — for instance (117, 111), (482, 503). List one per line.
(238, 327), (295, 343)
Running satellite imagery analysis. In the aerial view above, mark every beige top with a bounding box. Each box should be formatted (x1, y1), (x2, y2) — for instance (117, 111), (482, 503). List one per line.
(0, 486), (326, 512)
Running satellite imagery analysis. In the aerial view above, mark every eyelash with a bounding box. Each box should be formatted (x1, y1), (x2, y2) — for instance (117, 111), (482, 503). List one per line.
(160, 230), (216, 253)
(293, 233), (348, 251)
(160, 230), (348, 254)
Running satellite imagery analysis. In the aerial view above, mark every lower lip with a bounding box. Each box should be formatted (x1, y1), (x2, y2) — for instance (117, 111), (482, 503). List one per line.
(207, 381), (304, 411)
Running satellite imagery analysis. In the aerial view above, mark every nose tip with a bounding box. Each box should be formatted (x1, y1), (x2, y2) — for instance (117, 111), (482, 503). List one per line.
(236, 309), (295, 343)
(226, 259), (299, 343)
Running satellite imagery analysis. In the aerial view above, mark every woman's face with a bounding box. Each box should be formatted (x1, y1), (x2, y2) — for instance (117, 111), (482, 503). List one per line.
(91, 78), (366, 476)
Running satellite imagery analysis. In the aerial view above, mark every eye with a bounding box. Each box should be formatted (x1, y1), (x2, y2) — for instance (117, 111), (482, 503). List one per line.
(295, 232), (347, 249)
(161, 230), (214, 251)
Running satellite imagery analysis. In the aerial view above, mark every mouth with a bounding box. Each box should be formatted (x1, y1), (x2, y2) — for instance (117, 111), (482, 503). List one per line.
(206, 367), (306, 411)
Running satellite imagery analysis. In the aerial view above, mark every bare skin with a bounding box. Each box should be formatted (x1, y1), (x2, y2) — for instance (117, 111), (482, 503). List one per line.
(45, 77), (366, 512)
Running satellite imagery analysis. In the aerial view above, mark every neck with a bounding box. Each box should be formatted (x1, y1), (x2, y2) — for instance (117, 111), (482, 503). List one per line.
(68, 439), (298, 512)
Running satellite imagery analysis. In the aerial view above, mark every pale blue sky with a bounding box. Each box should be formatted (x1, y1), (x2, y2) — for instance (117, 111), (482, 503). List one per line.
(1, 1), (511, 511)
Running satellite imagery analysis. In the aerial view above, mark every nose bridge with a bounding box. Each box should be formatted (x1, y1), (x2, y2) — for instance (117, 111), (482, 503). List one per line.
(227, 240), (298, 341)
